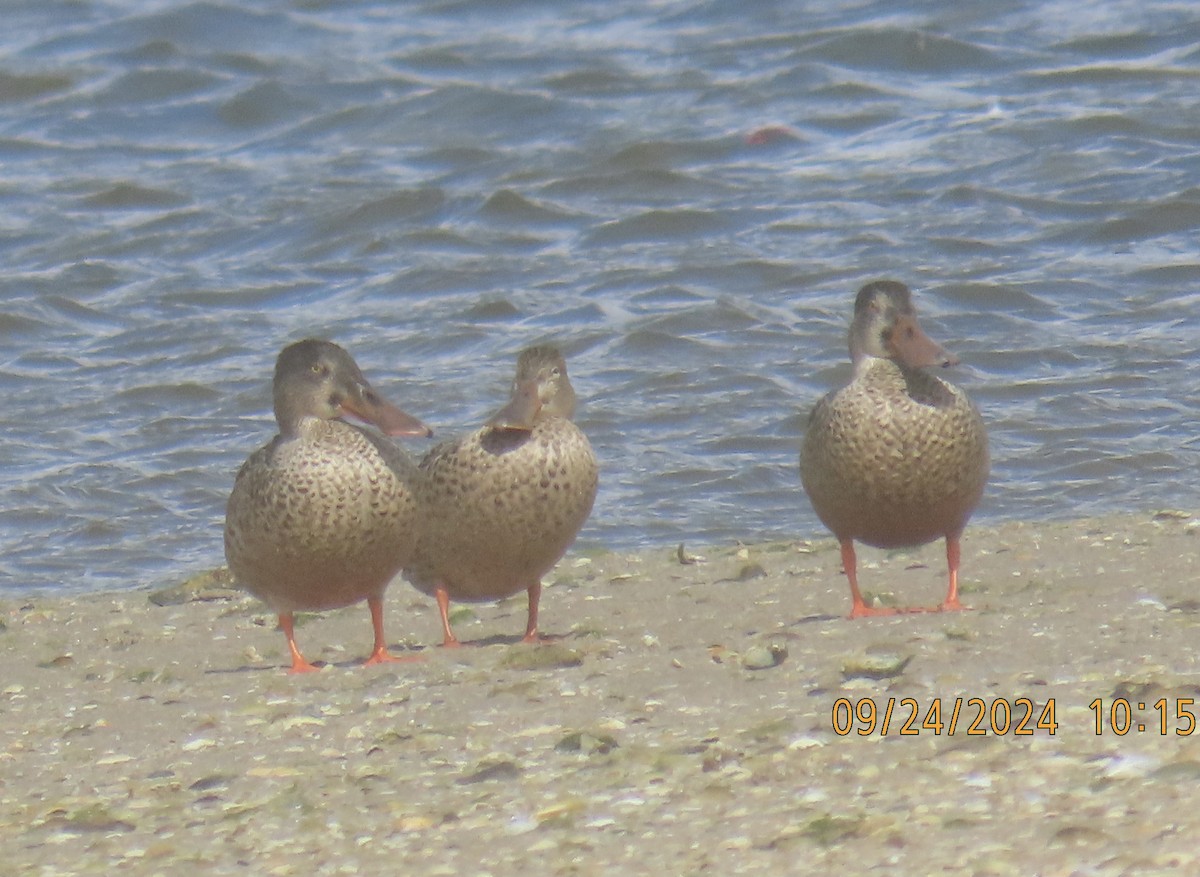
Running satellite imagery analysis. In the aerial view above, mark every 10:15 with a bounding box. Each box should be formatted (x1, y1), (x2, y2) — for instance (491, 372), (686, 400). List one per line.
(1089, 697), (1197, 736)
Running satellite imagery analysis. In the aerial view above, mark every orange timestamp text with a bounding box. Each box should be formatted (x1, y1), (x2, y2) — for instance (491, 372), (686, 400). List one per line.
(831, 697), (1058, 736)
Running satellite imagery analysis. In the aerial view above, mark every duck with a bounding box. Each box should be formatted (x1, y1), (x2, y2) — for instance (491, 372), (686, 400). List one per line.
(224, 339), (431, 672)
(799, 280), (988, 618)
(404, 345), (598, 646)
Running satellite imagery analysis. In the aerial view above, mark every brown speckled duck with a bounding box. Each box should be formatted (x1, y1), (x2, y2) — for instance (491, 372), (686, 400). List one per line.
(404, 345), (599, 646)
(799, 281), (988, 618)
(224, 339), (431, 672)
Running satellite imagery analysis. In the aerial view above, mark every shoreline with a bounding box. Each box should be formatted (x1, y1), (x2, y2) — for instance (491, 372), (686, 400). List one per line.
(4, 510), (1200, 874)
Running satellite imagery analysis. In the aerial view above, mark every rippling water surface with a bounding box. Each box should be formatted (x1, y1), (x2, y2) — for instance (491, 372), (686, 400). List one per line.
(3, 0), (1199, 595)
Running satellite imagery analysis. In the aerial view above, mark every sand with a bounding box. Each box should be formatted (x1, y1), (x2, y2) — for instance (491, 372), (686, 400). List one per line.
(3, 511), (1200, 875)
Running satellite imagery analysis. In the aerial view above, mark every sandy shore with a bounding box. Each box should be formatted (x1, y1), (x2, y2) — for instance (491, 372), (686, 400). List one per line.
(4, 512), (1200, 875)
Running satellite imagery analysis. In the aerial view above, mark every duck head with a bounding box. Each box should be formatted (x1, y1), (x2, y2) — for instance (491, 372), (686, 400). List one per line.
(272, 339), (432, 438)
(486, 345), (577, 431)
(849, 280), (959, 370)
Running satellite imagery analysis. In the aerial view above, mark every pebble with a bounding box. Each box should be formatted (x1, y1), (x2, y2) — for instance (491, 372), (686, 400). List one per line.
(841, 653), (911, 680)
(555, 731), (619, 755)
(499, 644), (584, 670)
(741, 643), (787, 670)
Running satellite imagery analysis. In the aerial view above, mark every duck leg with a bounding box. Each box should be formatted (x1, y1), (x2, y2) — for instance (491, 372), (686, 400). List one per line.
(521, 580), (543, 643)
(938, 537), (969, 612)
(279, 612), (321, 674)
(435, 585), (463, 648)
(842, 540), (902, 618)
(363, 595), (422, 665)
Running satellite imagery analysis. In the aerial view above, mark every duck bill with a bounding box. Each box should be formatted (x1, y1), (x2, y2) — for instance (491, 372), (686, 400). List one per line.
(340, 383), (432, 437)
(888, 315), (960, 368)
(486, 379), (540, 430)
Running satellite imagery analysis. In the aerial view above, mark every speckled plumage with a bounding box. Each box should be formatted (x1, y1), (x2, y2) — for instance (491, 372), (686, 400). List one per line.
(225, 419), (421, 612)
(801, 358), (986, 549)
(224, 339), (430, 671)
(800, 281), (988, 617)
(404, 346), (598, 645)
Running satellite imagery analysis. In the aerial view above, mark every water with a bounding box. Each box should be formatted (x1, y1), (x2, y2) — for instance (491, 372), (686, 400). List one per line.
(2, 0), (1199, 596)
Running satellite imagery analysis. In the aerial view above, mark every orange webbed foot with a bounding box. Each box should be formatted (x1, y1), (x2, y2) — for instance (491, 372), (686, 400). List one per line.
(287, 657), (322, 674)
(363, 647), (425, 666)
(280, 613), (321, 673)
(848, 603), (904, 619)
(848, 601), (971, 619)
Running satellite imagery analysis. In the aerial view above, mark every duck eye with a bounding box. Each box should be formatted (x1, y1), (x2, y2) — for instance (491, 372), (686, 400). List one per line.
(311, 363), (324, 375)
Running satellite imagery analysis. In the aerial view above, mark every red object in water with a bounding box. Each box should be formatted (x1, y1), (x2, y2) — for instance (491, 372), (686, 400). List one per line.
(746, 125), (798, 146)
